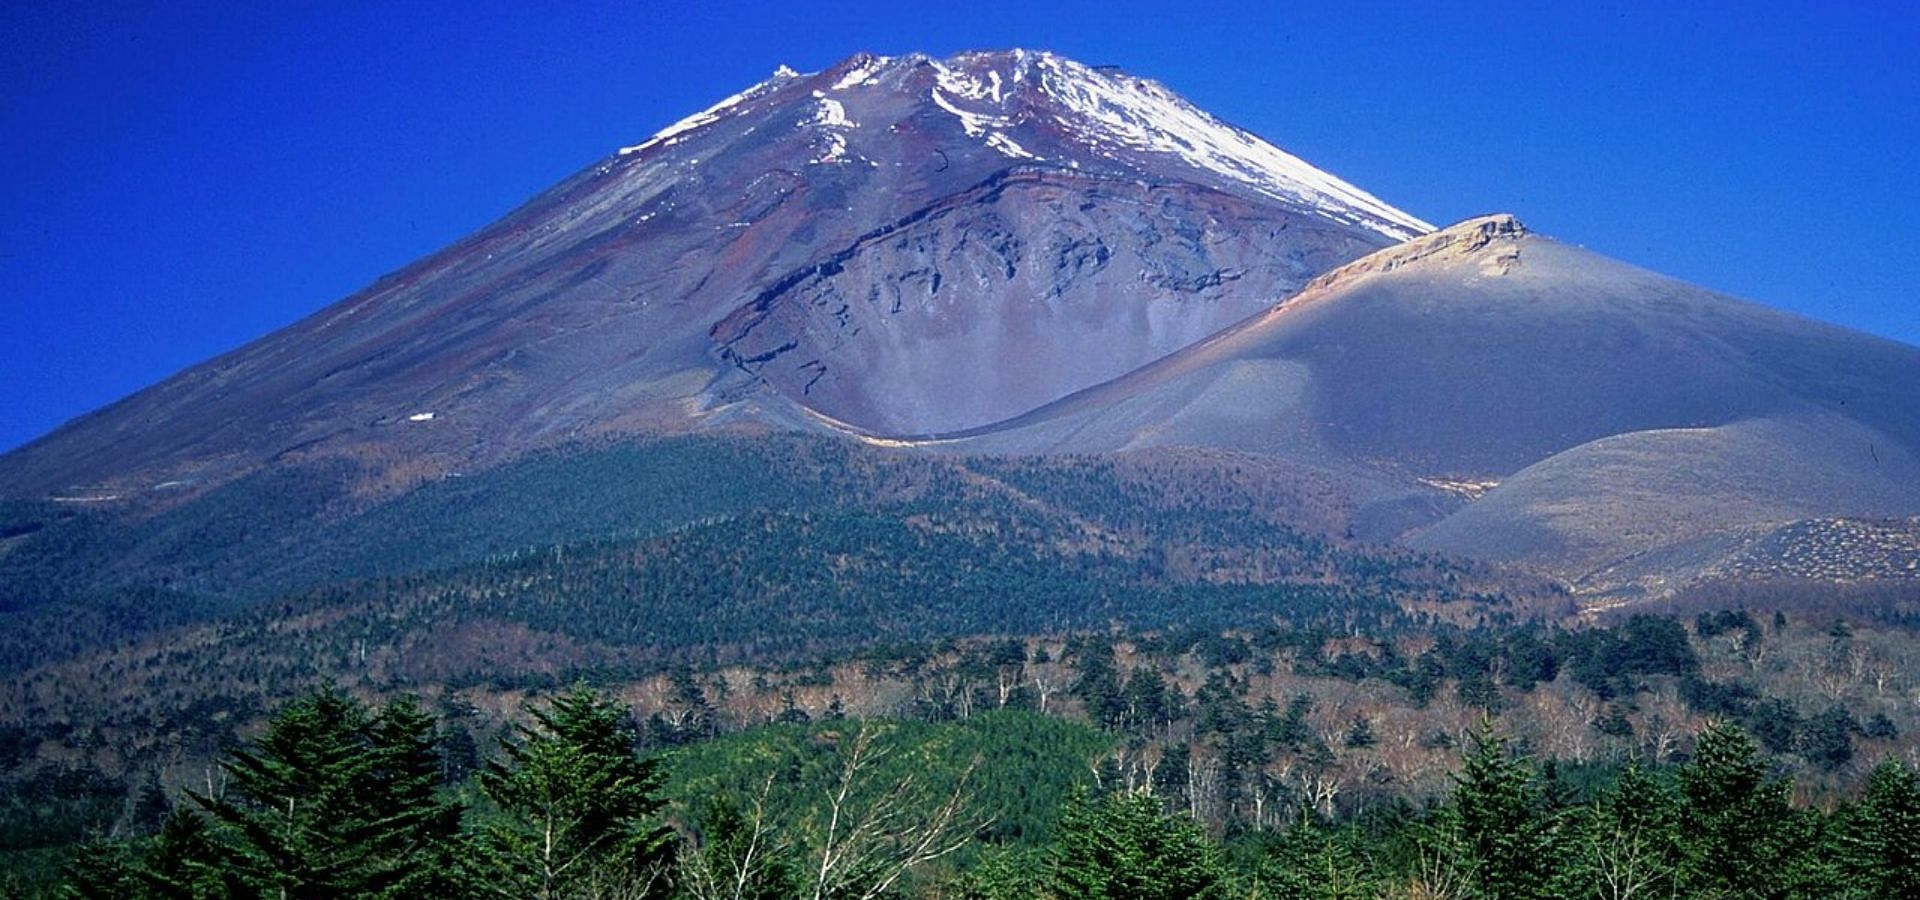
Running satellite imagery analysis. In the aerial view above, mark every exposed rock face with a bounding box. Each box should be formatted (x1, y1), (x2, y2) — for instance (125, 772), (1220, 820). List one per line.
(713, 169), (1376, 435)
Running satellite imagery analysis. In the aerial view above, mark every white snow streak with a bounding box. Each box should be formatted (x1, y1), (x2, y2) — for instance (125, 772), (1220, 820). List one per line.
(986, 132), (1036, 159)
(1031, 54), (1432, 239)
(930, 88), (990, 137)
(617, 65), (802, 156)
(831, 56), (888, 90)
(808, 92), (855, 128)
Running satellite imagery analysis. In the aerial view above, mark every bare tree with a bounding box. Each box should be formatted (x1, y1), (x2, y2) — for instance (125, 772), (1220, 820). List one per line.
(679, 774), (788, 900)
(806, 724), (984, 900)
(1578, 819), (1674, 900)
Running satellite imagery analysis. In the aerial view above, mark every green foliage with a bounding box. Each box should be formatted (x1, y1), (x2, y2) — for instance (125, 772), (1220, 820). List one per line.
(676, 793), (799, 900)
(949, 844), (1046, 898)
(189, 686), (465, 898)
(473, 684), (676, 899)
(1554, 763), (1685, 900)
(1250, 822), (1383, 900)
(1040, 789), (1230, 900)
(1431, 720), (1560, 899)
(0, 766), (124, 854)
(1840, 760), (1920, 899)
(665, 710), (1108, 850)
(1, 434), (1485, 682)
(40, 683), (1920, 899)
(1678, 721), (1806, 898)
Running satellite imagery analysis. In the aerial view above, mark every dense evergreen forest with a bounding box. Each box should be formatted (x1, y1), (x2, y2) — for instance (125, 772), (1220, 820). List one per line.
(0, 434), (1528, 678)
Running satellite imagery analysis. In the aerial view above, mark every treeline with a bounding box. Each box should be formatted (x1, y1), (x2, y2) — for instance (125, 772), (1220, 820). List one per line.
(0, 434), (1512, 678)
(42, 685), (1920, 899)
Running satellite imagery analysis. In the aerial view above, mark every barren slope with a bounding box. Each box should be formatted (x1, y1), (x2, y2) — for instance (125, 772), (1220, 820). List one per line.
(927, 215), (1920, 583)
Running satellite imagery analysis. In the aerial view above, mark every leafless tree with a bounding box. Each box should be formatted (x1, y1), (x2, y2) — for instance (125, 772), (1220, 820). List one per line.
(805, 724), (984, 900)
(679, 774), (787, 900)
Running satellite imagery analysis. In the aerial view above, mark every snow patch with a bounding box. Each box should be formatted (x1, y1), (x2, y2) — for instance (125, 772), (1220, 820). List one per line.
(1030, 53), (1433, 240)
(986, 132), (1036, 159)
(930, 88), (1013, 138)
(813, 132), (849, 164)
(831, 56), (888, 90)
(619, 74), (783, 156)
(808, 92), (855, 128)
(929, 59), (996, 102)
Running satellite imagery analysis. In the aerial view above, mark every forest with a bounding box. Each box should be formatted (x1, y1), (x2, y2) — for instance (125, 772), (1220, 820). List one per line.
(7, 605), (1920, 897)
(4, 435), (1920, 895)
(32, 680), (1920, 899)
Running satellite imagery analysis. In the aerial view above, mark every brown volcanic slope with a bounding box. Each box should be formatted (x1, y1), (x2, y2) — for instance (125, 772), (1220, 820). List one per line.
(3, 52), (1915, 596)
(0, 50), (1420, 499)
(928, 215), (1920, 590)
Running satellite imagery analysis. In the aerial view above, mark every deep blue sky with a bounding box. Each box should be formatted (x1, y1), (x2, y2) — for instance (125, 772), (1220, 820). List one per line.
(3, 1), (1916, 453)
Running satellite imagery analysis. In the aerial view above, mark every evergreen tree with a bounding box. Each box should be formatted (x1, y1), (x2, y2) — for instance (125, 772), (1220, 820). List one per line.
(1254, 821), (1378, 900)
(1434, 719), (1558, 899)
(127, 809), (244, 899)
(362, 696), (467, 896)
(677, 793), (797, 900)
(190, 686), (464, 898)
(60, 841), (140, 900)
(475, 684), (676, 899)
(1678, 721), (1802, 898)
(1555, 763), (1685, 900)
(130, 773), (172, 835)
(952, 845), (1044, 899)
(1840, 759), (1920, 899)
(1341, 717), (1376, 749)
(1070, 641), (1126, 730)
(441, 725), (481, 786)
(1800, 705), (1859, 772)
(1042, 789), (1229, 900)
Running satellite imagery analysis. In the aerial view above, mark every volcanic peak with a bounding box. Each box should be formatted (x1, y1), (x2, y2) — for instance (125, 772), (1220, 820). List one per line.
(617, 49), (1433, 241)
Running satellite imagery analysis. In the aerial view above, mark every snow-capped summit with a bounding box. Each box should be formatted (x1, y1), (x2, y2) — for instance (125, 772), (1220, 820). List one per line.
(6, 50), (1920, 600)
(613, 50), (1430, 240)
(928, 50), (1431, 240)
(0, 51), (1446, 490)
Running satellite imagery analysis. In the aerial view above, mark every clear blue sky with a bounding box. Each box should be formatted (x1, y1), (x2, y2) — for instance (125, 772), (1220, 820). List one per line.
(3, 0), (1915, 453)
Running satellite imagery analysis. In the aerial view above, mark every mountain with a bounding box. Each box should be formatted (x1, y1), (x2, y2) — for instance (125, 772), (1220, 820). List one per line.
(0, 50), (1419, 498)
(924, 214), (1920, 590)
(2, 49), (1917, 602)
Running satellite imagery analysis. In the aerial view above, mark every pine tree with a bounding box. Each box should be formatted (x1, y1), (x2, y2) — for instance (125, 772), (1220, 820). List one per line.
(60, 841), (141, 899)
(127, 809), (245, 899)
(189, 687), (465, 898)
(1341, 717), (1376, 749)
(1840, 759), (1920, 899)
(952, 845), (1044, 900)
(474, 684), (676, 899)
(130, 773), (173, 835)
(1435, 719), (1559, 900)
(361, 696), (467, 896)
(1555, 763), (1684, 900)
(1041, 789), (1229, 900)
(677, 792), (797, 900)
(1254, 821), (1378, 900)
(1677, 721), (1801, 898)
